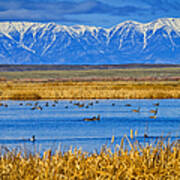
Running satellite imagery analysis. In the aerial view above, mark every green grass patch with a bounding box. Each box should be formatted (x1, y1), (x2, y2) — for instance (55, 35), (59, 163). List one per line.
(0, 67), (180, 80)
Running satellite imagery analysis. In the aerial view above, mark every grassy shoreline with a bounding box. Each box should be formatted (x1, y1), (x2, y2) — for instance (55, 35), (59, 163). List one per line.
(0, 137), (179, 179)
(0, 67), (180, 100)
(0, 80), (180, 100)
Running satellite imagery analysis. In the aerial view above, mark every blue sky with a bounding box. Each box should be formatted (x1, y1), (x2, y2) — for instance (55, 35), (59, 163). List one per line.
(0, 0), (179, 27)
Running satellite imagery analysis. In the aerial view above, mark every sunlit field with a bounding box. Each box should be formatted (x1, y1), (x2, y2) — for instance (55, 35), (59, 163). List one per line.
(0, 67), (179, 100)
(0, 81), (180, 100)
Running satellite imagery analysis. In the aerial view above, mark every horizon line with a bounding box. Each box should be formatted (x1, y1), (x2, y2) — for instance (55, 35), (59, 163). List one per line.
(0, 17), (179, 28)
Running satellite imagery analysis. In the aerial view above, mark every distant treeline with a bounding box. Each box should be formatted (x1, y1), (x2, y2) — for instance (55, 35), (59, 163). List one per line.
(0, 64), (180, 72)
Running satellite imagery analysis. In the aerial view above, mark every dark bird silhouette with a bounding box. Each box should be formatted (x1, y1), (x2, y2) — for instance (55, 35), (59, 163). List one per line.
(83, 115), (100, 122)
(154, 102), (159, 106)
(74, 102), (80, 106)
(78, 104), (84, 108)
(88, 102), (93, 106)
(125, 104), (131, 107)
(31, 106), (42, 110)
(112, 103), (115, 106)
(28, 135), (36, 143)
(144, 134), (148, 138)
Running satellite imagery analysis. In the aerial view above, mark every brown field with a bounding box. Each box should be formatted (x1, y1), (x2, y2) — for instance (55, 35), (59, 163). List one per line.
(0, 136), (179, 179)
(0, 67), (179, 99)
(0, 80), (180, 100)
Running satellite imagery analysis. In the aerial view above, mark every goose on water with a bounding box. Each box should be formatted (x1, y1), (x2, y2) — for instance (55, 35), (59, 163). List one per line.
(84, 115), (100, 121)
(132, 107), (140, 113)
(149, 108), (158, 115)
(153, 102), (159, 106)
(125, 104), (131, 107)
(149, 115), (157, 119)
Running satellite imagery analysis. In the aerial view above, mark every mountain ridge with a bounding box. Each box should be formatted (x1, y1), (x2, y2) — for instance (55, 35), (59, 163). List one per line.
(0, 18), (179, 64)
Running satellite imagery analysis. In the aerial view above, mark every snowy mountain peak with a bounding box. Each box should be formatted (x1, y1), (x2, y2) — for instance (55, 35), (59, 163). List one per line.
(0, 18), (179, 40)
(0, 18), (179, 64)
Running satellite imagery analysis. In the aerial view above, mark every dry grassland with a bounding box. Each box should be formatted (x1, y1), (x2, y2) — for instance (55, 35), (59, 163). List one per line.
(0, 81), (180, 100)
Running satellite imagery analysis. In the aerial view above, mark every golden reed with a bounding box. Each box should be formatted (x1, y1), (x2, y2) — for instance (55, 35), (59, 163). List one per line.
(0, 81), (180, 100)
(0, 135), (179, 179)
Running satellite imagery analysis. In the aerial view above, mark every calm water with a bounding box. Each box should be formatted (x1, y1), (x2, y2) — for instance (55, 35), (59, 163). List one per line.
(0, 99), (179, 153)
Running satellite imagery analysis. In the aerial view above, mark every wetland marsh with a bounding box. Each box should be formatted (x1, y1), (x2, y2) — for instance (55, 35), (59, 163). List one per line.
(0, 99), (179, 152)
(0, 66), (180, 179)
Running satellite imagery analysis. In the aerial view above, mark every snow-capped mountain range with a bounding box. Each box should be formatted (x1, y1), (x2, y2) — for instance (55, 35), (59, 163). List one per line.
(0, 18), (179, 64)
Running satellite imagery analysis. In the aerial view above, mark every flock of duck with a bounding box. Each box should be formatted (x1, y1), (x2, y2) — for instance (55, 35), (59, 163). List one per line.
(0, 100), (160, 140)
(18, 100), (59, 110)
(129, 102), (159, 119)
(0, 99), (159, 122)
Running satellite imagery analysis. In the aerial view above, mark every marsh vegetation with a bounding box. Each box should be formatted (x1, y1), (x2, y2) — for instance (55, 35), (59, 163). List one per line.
(0, 81), (180, 100)
(0, 67), (179, 179)
(0, 67), (179, 100)
(0, 136), (179, 179)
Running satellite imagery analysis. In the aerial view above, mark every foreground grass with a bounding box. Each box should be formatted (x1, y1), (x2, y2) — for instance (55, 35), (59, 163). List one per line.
(0, 137), (179, 179)
(0, 80), (180, 100)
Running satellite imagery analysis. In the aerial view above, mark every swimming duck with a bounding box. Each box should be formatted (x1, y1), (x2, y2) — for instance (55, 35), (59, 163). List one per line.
(125, 104), (131, 107)
(37, 106), (43, 110)
(149, 115), (157, 119)
(149, 108), (158, 115)
(153, 102), (159, 106)
(88, 102), (93, 106)
(28, 135), (36, 142)
(132, 107), (140, 113)
(78, 104), (84, 108)
(144, 134), (148, 138)
(84, 115), (100, 121)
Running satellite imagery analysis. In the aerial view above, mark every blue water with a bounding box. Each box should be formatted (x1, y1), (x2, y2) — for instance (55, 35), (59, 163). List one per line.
(0, 99), (179, 153)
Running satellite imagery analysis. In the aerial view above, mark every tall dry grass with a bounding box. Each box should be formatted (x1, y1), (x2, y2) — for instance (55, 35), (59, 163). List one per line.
(0, 136), (179, 179)
(0, 81), (180, 100)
